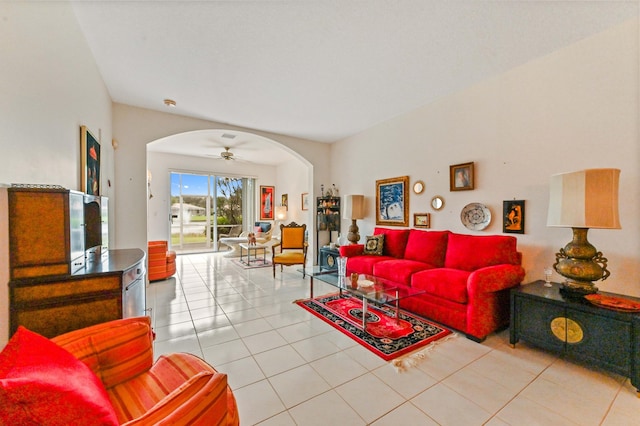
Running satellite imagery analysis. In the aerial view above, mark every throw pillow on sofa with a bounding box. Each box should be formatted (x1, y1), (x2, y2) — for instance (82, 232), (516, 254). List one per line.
(364, 234), (384, 255)
(0, 326), (119, 426)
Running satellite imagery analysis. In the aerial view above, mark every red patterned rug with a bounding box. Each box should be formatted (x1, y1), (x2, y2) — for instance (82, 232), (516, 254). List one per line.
(296, 293), (452, 361)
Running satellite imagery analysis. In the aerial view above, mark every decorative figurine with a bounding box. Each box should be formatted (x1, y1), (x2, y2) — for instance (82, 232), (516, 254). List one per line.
(247, 232), (257, 245)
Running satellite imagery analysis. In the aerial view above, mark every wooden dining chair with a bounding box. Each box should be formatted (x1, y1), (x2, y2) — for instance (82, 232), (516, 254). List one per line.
(272, 222), (308, 278)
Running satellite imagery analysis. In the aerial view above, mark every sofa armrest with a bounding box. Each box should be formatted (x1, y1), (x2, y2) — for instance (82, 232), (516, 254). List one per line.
(467, 264), (525, 296)
(52, 317), (155, 389)
(122, 371), (233, 426)
(339, 244), (364, 257)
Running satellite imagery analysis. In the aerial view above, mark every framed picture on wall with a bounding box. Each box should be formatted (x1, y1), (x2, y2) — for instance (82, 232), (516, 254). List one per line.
(414, 213), (431, 228)
(503, 200), (525, 234)
(80, 125), (100, 196)
(282, 193), (288, 211)
(450, 162), (474, 191)
(376, 175), (409, 227)
(260, 185), (275, 220)
(301, 192), (309, 211)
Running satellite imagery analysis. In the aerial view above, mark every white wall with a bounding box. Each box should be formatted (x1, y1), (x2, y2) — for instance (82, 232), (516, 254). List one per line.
(0, 2), (113, 345)
(332, 18), (640, 297)
(276, 158), (312, 228)
(113, 103), (329, 255)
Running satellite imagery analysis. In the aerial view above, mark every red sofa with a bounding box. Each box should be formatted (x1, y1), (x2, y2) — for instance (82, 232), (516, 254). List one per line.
(339, 228), (525, 341)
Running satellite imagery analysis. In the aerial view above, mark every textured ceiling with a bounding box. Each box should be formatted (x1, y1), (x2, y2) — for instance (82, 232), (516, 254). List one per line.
(70, 0), (637, 161)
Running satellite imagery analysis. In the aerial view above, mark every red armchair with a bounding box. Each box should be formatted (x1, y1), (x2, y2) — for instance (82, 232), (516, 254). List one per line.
(148, 240), (176, 281)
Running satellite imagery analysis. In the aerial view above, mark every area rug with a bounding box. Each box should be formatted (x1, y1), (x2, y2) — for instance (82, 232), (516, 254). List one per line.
(231, 258), (272, 269)
(296, 293), (452, 362)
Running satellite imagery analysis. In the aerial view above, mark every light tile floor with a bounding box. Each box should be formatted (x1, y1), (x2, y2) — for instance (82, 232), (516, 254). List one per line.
(146, 253), (639, 425)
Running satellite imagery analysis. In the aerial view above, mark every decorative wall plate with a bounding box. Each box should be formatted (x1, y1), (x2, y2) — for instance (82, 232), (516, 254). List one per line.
(460, 203), (491, 231)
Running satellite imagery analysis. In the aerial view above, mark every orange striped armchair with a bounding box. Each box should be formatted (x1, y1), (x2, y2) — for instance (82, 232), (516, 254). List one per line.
(51, 316), (239, 425)
(148, 240), (177, 281)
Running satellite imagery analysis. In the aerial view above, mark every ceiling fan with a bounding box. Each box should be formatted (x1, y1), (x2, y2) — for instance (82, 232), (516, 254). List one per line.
(219, 147), (235, 161)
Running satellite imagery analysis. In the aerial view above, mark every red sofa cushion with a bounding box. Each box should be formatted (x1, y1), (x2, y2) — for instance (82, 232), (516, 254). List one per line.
(411, 268), (471, 304)
(373, 259), (434, 285)
(374, 228), (410, 258)
(404, 229), (449, 266)
(0, 327), (119, 426)
(346, 255), (394, 275)
(445, 233), (520, 272)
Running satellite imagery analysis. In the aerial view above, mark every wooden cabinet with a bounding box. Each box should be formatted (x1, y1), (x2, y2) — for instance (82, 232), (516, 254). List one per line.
(8, 187), (78, 279)
(9, 249), (146, 338)
(510, 281), (640, 392)
(4, 186), (146, 339)
(319, 247), (340, 271)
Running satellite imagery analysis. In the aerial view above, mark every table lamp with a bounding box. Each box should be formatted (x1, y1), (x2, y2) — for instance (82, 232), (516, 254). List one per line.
(343, 195), (365, 244)
(546, 168), (620, 295)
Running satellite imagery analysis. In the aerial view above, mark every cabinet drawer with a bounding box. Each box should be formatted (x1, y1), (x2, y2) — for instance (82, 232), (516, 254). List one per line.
(515, 296), (565, 352)
(13, 296), (121, 338)
(123, 261), (145, 286)
(12, 276), (120, 304)
(568, 311), (631, 375)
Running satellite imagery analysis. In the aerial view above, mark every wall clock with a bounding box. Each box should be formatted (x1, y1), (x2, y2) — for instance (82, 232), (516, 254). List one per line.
(460, 203), (491, 231)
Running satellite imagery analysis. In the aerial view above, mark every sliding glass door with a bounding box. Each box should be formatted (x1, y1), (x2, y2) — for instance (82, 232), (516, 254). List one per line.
(170, 172), (251, 253)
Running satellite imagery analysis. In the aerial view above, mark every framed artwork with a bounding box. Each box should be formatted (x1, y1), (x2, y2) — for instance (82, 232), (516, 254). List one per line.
(376, 175), (409, 226)
(301, 192), (309, 211)
(260, 185), (275, 220)
(282, 193), (288, 211)
(414, 213), (431, 228)
(450, 162), (474, 191)
(503, 200), (525, 234)
(80, 125), (100, 196)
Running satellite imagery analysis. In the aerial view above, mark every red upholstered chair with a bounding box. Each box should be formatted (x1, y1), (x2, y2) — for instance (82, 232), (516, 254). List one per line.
(147, 240), (176, 281)
(51, 317), (239, 425)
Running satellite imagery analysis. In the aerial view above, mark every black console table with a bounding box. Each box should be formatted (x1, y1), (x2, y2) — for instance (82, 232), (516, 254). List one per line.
(510, 280), (640, 393)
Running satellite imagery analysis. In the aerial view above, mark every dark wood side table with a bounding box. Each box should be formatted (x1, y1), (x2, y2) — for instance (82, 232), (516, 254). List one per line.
(510, 280), (640, 393)
(319, 246), (340, 271)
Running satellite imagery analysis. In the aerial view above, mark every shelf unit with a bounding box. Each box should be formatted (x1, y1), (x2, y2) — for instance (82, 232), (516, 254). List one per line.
(316, 196), (340, 263)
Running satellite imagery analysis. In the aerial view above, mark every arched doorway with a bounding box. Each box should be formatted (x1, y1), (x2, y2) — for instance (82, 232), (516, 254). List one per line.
(146, 129), (313, 255)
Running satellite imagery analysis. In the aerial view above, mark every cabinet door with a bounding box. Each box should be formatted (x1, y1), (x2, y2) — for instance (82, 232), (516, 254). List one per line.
(567, 310), (631, 375)
(516, 296), (565, 353)
(9, 189), (71, 278)
(124, 278), (145, 318)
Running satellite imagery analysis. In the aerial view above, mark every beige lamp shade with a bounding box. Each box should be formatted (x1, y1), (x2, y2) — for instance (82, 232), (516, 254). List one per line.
(343, 195), (365, 220)
(275, 205), (287, 221)
(547, 168), (620, 229)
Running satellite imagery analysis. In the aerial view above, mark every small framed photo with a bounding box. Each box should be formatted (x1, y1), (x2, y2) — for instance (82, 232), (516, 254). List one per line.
(301, 192), (309, 211)
(450, 162), (474, 191)
(282, 193), (288, 211)
(414, 213), (431, 228)
(503, 200), (525, 234)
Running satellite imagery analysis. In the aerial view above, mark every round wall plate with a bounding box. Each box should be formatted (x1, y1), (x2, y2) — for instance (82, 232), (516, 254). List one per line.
(460, 203), (491, 231)
(413, 180), (425, 194)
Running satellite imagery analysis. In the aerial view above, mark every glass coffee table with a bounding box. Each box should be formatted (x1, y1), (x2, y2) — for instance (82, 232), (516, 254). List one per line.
(308, 267), (425, 329)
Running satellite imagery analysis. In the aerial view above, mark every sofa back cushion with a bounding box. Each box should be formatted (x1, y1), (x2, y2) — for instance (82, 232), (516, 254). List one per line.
(373, 228), (410, 258)
(404, 230), (449, 266)
(445, 233), (520, 271)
